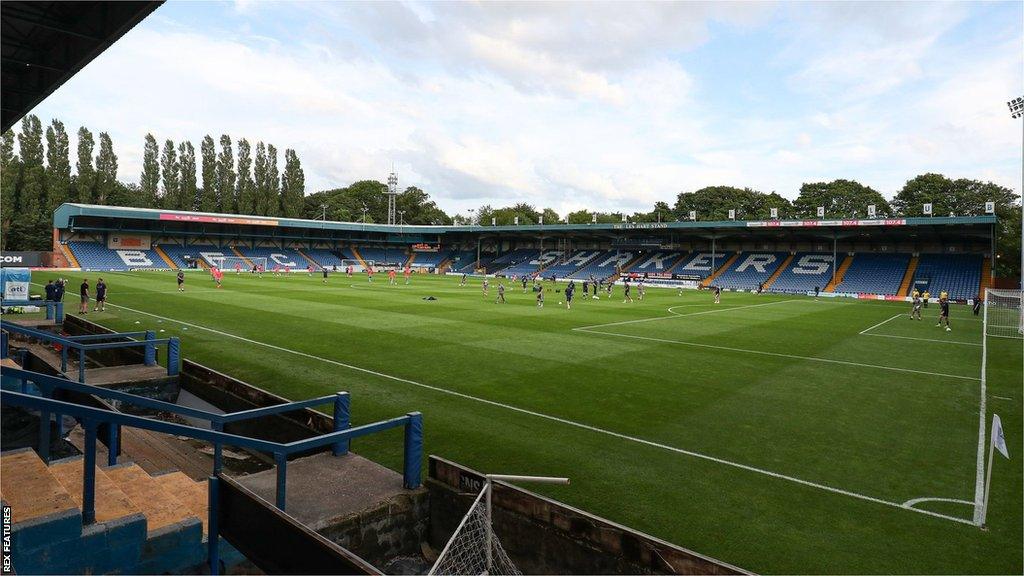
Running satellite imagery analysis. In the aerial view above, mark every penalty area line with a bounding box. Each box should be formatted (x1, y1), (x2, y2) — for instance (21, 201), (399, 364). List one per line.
(91, 299), (975, 527)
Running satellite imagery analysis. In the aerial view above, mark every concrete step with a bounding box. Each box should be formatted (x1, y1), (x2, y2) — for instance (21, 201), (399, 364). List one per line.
(153, 471), (209, 535)
(0, 448), (79, 526)
(49, 457), (142, 524)
(104, 463), (199, 536)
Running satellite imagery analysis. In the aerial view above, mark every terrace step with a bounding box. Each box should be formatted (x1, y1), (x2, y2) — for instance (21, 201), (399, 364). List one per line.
(104, 463), (198, 535)
(296, 248), (320, 268)
(898, 255), (919, 296)
(0, 448), (78, 526)
(761, 254), (794, 290)
(48, 457), (141, 524)
(59, 242), (81, 268)
(229, 246), (254, 268)
(153, 471), (209, 534)
(825, 254), (854, 292)
(702, 253), (740, 286)
(153, 244), (179, 269)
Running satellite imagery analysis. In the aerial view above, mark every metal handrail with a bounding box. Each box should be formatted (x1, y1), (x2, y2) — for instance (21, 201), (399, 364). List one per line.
(0, 321), (180, 382)
(2, 367), (346, 472)
(1, 387), (422, 518)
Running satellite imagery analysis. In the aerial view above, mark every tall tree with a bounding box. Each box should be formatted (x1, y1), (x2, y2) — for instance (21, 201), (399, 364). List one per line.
(235, 139), (256, 214)
(139, 134), (160, 207)
(12, 115), (47, 249)
(94, 132), (118, 206)
(216, 135), (235, 213)
(198, 135), (216, 211)
(160, 139), (180, 209)
(1, 130), (19, 249)
(178, 141), (197, 213)
(74, 127), (95, 204)
(266, 144), (280, 216)
(252, 141), (270, 215)
(279, 148), (304, 217)
(44, 120), (71, 213)
(794, 179), (891, 218)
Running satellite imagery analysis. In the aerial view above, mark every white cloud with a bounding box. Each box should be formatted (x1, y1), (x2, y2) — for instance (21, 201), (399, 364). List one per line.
(24, 1), (1021, 219)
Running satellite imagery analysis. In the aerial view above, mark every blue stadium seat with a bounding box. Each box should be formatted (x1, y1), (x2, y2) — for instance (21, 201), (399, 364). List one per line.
(713, 252), (788, 290)
(568, 251), (638, 281)
(629, 251), (687, 275)
(768, 253), (835, 294)
(68, 242), (166, 271)
(835, 253), (910, 295)
(235, 247), (311, 270)
(157, 244), (221, 269)
(911, 254), (982, 300)
(499, 250), (562, 276)
(543, 250), (604, 278)
(673, 251), (733, 279)
(302, 249), (346, 268)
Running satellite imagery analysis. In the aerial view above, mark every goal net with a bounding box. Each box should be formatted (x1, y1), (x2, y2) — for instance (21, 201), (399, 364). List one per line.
(428, 485), (520, 576)
(208, 256), (266, 271)
(984, 289), (1023, 339)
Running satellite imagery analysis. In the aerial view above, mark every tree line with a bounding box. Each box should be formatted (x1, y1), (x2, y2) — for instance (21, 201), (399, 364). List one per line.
(1, 114), (305, 250)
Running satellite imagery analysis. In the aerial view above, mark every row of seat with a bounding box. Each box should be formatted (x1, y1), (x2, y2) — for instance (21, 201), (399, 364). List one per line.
(63, 241), (985, 297)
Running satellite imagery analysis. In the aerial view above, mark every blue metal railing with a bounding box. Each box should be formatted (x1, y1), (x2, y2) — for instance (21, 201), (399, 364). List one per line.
(0, 321), (180, 383)
(0, 366), (423, 506)
(0, 299), (64, 323)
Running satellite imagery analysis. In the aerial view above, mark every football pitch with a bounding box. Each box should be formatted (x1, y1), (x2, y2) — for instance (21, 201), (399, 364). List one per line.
(29, 270), (1023, 574)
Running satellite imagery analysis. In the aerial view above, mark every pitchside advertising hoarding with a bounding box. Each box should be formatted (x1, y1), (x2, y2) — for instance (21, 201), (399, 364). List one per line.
(0, 268), (31, 300)
(0, 251), (45, 267)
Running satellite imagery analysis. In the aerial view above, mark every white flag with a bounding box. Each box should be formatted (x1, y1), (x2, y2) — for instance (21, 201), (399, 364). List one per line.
(992, 414), (1009, 459)
(728, 209), (735, 220)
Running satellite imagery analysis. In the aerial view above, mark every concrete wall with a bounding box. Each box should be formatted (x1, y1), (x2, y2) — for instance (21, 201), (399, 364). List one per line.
(428, 456), (749, 575)
(316, 490), (430, 569)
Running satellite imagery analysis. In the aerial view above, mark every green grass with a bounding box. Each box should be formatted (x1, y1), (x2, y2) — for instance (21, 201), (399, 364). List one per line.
(27, 270), (1023, 574)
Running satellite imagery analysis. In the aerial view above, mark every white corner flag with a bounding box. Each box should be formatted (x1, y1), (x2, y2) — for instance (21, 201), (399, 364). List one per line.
(979, 414), (1010, 527)
(992, 414), (1009, 459)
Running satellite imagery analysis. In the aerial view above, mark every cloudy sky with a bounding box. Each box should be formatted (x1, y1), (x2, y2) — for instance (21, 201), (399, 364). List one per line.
(31, 0), (1023, 217)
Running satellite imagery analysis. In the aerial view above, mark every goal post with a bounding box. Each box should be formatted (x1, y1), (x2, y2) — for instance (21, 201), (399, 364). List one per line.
(983, 288), (1023, 339)
(208, 256), (266, 271)
(429, 474), (569, 576)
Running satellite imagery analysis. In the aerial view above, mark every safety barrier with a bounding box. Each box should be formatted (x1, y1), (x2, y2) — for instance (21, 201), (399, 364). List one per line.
(0, 321), (179, 383)
(1, 299), (64, 323)
(1, 368), (422, 567)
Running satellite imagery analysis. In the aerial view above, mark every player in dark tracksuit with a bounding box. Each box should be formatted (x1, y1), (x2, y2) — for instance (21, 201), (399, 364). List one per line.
(973, 293), (982, 316)
(94, 278), (107, 312)
(565, 281), (575, 310)
(937, 296), (951, 331)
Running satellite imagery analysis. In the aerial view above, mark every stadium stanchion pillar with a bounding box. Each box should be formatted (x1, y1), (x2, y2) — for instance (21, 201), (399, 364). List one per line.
(82, 419), (97, 524)
(274, 452), (288, 511)
(38, 384), (51, 463)
(144, 331), (157, 365)
(55, 302), (63, 324)
(168, 338), (180, 376)
(212, 422), (224, 474)
(403, 412), (423, 489)
(78, 347), (86, 382)
(107, 423), (119, 467)
(208, 476), (221, 576)
(333, 392), (350, 456)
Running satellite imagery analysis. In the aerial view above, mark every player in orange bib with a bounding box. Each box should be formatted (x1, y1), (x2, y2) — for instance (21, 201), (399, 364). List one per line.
(404, 266), (412, 285)
(388, 268), (397, 285)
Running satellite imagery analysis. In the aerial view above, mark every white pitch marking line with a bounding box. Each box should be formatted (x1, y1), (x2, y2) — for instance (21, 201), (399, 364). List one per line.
(860, 333), (982, 347)
(573, 299), (796, 331)
(575, 329), (980, 382)
(859, 314), (902, 335)
(902, 496), (974, 509)
(76, 298), (975, 527)
(992, 395), (1014, 401)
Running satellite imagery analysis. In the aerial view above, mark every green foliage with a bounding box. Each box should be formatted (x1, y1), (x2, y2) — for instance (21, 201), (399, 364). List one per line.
(280, 148), (305, 218)
(178, 141), (197, 213)
(253, 141), (272, 216)
(235, 139), (256, 215)
(44, 120), (71, 213)
(139, 133), (160, 208)
(74, 127), (95, 204)
(265, 144), (280, 216)
(160, 139), (180, 209)
(95, 133), (118, 206)
(1, 130), (19, 249)
(216, 135), (235, 213)
(11, 115), (47, 249)
(794, 179), (891, 218)
(198, 135), (217, 212)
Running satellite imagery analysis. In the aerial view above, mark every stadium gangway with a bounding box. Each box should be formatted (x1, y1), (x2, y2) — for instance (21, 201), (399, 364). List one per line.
(1, 298), (65, 323)
(1, 381), (423, 574)
(0, 320), (179, 383)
